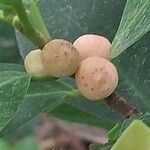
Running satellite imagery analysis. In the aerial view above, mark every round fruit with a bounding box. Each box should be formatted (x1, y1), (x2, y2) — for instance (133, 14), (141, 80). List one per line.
(24, 49), (45, 77)
(42, 39), (80, 78)
(73, 34), (111, 61)
(75, 57), (118, 100)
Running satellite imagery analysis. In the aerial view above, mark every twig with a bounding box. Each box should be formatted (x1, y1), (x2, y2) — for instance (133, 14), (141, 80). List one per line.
(11, 0), (50, 48)
(105, 92), (139, 118)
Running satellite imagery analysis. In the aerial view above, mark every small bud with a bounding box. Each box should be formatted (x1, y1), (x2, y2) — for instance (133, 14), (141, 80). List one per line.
(73, 34), (111, 61)
(42, 39), (80, 78)
(24, 49), (45, 77)
(12, 16), (23, 31)
(75, 57), (118, 101)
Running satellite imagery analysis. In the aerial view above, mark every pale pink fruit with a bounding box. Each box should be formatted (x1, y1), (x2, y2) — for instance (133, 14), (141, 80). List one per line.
(73, 34), (111, 61)
(75, 57), (118, 101)
(42, 39), (80, 78)
(24, 49), (45, 77)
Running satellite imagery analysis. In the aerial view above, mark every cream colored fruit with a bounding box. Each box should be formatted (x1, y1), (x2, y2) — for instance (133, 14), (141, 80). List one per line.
(24, 49), (45, 77)
(73, 34), (111, 61)
(75, 57), (118, 100)
(42, 39), (80, 78)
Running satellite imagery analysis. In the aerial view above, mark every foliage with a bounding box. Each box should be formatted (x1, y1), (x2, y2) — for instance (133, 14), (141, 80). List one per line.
(0, 0), (149, 149)
(108, 112), (150, 141)
(13, 0), (150, 133)
(0, 64), (31, 132)
(110, 0), (150, 58)
(89, 142), (114, 150)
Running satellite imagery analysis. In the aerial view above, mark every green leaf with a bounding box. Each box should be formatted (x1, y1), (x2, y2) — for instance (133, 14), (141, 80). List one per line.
(0, 80), (73, 136)
(0, 63), (24, 72)
(0, 139), (10, 150)
(52, 79), (124, 127)
(108, 112), (150, 141)
(108, 124), (121, 141)
(89, 142), (113, 150)
(0, 79), (122, 136)
(114, 32), (150, 112)
(110, 0), (150, 59)
(0, 64), (31, 132)
(68, 92), (124, 125)
(111, 120), (150, 150)
(50, 103), (114, 130)
(14, 136), (39, 150)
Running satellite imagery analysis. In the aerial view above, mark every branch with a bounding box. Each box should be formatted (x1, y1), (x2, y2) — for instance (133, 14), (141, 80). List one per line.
(11, 0), (50, 48)
(105, 92), (139, 118)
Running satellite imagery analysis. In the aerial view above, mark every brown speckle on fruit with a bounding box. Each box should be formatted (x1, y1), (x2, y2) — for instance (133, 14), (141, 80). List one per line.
(91, 88), (94, 91)
(75, 57), (118, 101)
(81, 76), (84, 79)
(42, 39), (80, 78)
(95, 68), (98, 72)
(64, 51), (68, 56)
(84, 83), (88, 87)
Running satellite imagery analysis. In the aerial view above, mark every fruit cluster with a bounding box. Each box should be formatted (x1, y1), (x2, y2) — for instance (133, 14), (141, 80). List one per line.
(25, 34), (118, 101)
